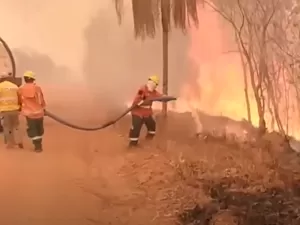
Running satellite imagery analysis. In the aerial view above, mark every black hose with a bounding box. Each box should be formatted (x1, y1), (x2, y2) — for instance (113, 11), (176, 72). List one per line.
(0, 36), (16, 78)
(44, 96), (177, 131)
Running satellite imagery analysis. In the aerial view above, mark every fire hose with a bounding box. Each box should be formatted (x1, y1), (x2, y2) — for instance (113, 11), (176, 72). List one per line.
(44, 96), (177, 131)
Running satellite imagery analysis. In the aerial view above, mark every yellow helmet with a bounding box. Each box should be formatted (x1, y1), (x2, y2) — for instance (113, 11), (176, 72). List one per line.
(148, 75), (159, 85)
(23, 71), (35, 79)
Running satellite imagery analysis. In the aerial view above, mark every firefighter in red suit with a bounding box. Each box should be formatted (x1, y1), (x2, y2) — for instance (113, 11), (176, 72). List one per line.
(129, 75), (162, 147)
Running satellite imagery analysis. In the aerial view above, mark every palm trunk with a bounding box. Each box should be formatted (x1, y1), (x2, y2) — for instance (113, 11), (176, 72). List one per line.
(162, 29), (169, 117)
(161, 0), (169, 117)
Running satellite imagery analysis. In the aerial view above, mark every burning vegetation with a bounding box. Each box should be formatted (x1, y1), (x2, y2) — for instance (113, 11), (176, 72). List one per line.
(186, 0), (300, 139)
(113, 0), (300, 224)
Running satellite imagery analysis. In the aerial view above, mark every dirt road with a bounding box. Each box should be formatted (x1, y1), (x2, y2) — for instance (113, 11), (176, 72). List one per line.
(1, 111), (300, 225)
(0, 116), (170, 225)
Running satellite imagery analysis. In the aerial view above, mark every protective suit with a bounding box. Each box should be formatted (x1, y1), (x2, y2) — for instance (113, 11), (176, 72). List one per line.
(129, 75), (162, 147)
(0, 72), (23, 148)
(18, 71), (46, 152)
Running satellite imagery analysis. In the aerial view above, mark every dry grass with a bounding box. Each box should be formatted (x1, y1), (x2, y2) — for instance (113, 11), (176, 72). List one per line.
(116, 113), (300, 225)
(174, 134), (300, 225)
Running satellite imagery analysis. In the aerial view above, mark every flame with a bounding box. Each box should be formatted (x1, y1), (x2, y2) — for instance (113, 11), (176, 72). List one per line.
(174, 7), (300, 139)
(126, 7), (300, 140)
(173, 8), (259, 121)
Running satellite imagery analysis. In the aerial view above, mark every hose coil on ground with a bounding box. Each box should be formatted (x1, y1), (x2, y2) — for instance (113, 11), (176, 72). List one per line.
(45, 96), (177, 131)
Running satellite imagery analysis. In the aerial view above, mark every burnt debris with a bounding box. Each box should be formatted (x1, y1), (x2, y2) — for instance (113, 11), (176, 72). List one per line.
(178, 178), (300, 225)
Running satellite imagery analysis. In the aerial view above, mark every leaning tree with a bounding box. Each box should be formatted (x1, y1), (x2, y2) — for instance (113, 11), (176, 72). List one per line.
(114, 0), (202, 116)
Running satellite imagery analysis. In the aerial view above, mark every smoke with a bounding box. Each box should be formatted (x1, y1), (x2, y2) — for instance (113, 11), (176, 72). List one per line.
(0, 0), (101, 74)
(83, 2), (189, 116)
(0, 0), (189, 122)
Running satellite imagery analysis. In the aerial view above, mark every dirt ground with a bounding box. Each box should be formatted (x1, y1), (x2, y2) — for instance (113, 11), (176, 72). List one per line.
(0, 111), (185, 225)
(1, 110), (300, 225)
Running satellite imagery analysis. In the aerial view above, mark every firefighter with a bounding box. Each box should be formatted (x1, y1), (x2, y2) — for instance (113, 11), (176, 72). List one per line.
(129, 75), (162, 147)
(18, 71), (46, 152)
(0, 72), (23, 148)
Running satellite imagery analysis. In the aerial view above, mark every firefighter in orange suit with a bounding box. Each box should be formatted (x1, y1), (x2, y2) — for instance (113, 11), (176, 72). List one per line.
(129, 75), (162, 147)
(18, 71), (46, 152)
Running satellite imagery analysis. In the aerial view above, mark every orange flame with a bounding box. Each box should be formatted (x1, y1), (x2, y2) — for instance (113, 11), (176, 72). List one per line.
(175, 7), (300, 139)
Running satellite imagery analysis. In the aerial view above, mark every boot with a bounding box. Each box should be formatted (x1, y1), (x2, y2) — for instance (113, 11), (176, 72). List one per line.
(145, 133), (155, 140)
(128, 140), (139, 148)
(5, 133), (14, 149)
(6, 143), (14, 149)
(33, 139), (43, 152)
(18, 143), (24, 149)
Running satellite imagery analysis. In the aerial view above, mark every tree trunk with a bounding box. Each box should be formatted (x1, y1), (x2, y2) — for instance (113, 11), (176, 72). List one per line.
(162, 30), (168, 117)
(161, 0), (169, 117)
(238, 37), (266, 134)
(265, 71), (285, 135)
(236, 33), (251, 124)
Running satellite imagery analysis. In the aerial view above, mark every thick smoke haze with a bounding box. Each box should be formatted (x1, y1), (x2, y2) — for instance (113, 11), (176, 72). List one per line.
(0, 0), (101, 74)
(0, 0), (189, 121)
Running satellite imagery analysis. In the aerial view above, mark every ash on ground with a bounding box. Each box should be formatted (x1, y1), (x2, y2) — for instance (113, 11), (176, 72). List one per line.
(178, 177), (300, 225)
